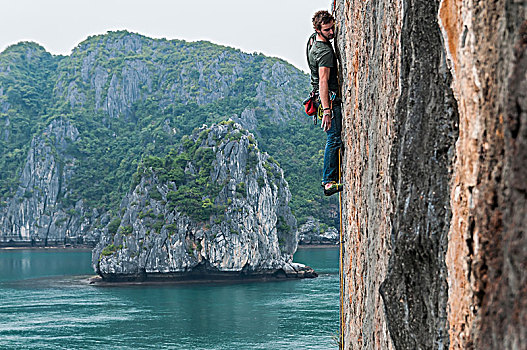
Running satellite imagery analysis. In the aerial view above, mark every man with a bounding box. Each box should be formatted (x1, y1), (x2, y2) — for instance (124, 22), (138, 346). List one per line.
(308, 10), (343, 196)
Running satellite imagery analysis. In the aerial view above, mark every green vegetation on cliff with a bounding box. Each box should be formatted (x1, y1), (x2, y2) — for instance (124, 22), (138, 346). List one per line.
(0, 31), (335, 226)
(135, 128), (224, 222)
(0, 42), (62, 198)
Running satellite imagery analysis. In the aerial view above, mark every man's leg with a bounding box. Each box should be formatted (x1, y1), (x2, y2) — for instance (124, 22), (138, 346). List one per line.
(322, 104), (342, 195)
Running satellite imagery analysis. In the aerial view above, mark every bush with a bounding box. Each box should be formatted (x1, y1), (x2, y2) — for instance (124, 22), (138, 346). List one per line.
(152, 221), (164, 233)
(101, 244), (118, 256)
(236, 182), (246, 196)
(276, 216), (291, 234)
(108, 218), (122, 235)
(149, 188), (163, 201)
(138, 209), (155, 219)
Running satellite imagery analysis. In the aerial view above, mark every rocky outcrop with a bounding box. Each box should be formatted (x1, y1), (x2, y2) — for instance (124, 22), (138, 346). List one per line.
(92, 122), (316, 281)
(334, 0), (526, 349)
(0, 118), (100, 246)
(298, 217), (338, 245)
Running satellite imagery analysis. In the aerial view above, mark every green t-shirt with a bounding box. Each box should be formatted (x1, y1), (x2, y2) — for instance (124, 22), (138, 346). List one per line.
(308, 39), (339, 93)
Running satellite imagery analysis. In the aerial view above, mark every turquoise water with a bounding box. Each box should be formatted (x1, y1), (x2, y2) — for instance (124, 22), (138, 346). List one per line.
(0, 247), (339, 349)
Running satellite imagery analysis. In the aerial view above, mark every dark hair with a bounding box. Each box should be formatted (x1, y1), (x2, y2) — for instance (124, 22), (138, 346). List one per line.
(312, 10), (335, 31)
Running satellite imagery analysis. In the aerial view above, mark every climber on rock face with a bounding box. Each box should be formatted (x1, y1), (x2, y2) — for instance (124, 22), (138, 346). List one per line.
(308, 10), (343, 196)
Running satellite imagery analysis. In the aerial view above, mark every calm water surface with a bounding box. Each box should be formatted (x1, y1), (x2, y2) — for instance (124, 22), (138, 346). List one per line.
(0, 247), (339, 349)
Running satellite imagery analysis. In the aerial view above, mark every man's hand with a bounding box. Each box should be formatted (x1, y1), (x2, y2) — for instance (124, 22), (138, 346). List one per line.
(322, 113), (332, 132)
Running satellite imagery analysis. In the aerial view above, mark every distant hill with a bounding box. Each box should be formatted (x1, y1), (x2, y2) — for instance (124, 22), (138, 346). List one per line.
(0, 31), (337, 245)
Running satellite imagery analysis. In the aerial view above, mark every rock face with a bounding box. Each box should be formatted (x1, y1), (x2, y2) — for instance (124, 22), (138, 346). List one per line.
(335, 0), (458, 347)
(334, 0), (526, 349)
(298, 217), (338, 245)
(92, 122), (316, 281)
(0, 119), (100, 246)
(439, 3), (527, 349)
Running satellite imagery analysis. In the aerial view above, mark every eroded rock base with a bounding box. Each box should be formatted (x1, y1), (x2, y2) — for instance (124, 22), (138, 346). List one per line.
(94, 262), (317, 283)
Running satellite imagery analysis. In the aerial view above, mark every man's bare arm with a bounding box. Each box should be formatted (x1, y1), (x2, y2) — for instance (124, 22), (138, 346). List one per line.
(319, 66), (332, 132)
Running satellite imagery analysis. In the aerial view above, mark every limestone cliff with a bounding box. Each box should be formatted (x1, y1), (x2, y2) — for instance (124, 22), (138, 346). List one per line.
(92, 122), (316, 281)
(0, 118), (100, 246)
(334, 0), (526, 349)
(0, 32), (333, 246)
(298, 217), (338, 245)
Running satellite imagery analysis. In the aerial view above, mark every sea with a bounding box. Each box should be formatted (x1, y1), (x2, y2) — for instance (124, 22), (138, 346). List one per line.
(0, 247), (339, 349)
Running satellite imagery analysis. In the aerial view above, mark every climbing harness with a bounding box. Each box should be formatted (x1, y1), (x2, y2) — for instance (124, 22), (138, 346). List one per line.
(304, 90), (337, 126)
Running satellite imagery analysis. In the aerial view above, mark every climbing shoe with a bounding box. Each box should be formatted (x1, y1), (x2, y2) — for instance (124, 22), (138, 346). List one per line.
(323, 181), (343, 196)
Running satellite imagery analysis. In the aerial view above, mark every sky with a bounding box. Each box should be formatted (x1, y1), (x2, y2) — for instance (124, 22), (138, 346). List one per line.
(0, 0), (331, 72)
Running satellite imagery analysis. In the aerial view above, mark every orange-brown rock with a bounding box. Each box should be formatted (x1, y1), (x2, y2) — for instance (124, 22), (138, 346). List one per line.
(439, 1), (527, 348)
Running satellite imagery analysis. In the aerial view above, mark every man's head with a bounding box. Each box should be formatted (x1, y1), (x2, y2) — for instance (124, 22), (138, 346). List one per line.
(312, 10), (335, 41)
